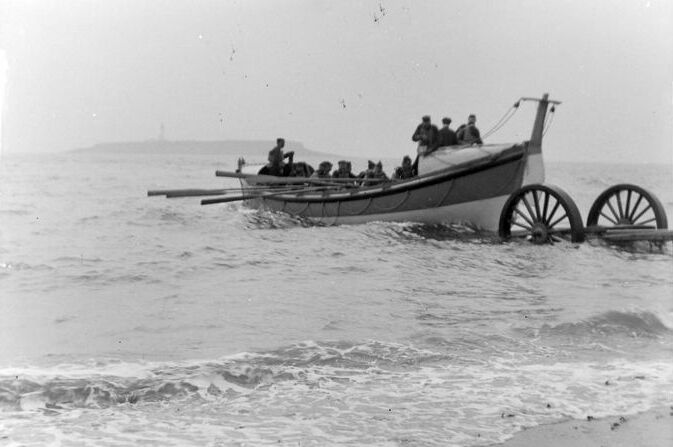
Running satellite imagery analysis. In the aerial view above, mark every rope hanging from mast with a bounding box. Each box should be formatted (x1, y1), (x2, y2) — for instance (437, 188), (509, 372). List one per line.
(543, 105), (556, 136)
(482, 97), (560, 140)
(481, 99), (521, 140)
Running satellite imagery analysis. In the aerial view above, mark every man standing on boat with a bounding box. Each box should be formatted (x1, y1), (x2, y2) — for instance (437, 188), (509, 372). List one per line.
(411, 115), (438, 176)
(457, 114), (483, 145)
(412, 115), (439, 154)
(435, 117), (459, 150)
(258, 138), (294, 176)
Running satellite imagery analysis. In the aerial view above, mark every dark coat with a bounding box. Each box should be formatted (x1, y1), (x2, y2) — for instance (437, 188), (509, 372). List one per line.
(393, 166), (414, 180)
(258, 164), (291, 176)
(436, 127), (459, 147)
(457, 124), (483, 144)
(412, 123), (439, 147)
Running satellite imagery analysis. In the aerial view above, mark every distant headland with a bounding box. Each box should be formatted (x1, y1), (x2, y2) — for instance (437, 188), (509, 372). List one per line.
(70, 139), (358, 162)
(73, 139), (299, 156)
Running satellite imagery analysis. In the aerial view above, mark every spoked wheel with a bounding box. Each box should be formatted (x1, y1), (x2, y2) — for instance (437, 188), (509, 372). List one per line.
(499, 184), (585, 244)
(587, 184), (668, 229)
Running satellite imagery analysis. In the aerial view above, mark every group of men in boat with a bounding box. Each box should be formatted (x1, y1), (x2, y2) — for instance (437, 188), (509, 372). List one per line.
(256, 114), (481, 184)
(412, 114), (482, 154)
(256, 138), (399, 185)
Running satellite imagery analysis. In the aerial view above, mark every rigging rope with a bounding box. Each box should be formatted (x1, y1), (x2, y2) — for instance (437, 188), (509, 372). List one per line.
(481, 100), (521, 140)
(543, 105), (556, 136)
(482, 98), (559, 140)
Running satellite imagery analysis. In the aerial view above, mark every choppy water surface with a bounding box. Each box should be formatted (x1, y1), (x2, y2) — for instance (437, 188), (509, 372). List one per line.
(1, 152), (672, 446)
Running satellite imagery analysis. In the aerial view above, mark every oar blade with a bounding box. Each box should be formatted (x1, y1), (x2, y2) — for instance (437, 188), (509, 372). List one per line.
(201, 195), (256, 205)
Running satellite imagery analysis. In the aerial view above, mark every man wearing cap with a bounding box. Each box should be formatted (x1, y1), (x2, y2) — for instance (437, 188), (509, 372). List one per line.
(457, 114), (483, 145)
(410, 116), (438, 176)
(411, 115), (439, 154)
(435, 117), (459, 150)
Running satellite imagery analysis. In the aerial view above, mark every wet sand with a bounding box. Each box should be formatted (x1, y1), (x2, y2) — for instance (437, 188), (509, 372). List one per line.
(492, 407), (673, 447)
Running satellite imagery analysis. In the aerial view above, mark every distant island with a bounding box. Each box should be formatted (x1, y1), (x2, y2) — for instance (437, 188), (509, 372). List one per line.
(71, 139), (349, 161)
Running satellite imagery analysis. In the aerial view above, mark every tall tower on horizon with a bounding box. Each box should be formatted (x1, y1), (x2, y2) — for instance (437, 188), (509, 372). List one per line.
(159, 123), (165, 141)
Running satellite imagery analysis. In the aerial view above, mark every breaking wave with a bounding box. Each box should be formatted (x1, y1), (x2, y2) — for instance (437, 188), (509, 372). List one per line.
(0, 341), (447, 412)
(1, 341), (672, 447)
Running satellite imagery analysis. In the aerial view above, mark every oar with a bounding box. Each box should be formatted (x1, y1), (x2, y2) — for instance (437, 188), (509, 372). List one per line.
(216, 171), (298, 183)
(148, 188), (230, 197)
(215, 170), (387, 185)
(201, 186), (332, 205)
(149, 185), (302, 198)
(216, 170), (342, 186)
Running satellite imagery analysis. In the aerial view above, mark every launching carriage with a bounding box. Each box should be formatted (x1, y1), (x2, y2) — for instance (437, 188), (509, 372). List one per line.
(149, 93), (671, 245)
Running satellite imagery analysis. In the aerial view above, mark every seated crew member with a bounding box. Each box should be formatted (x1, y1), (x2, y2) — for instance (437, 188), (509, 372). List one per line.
(358, 160), (376, 181)
(393, 155), (414, 180)
(258, 138), (294, 176)
(311, 161), (333, 179)
(333, 160), (357, 187)
(289, 161), (314, 177)
(332, 160), (346, 178)
(435, 117), (459, 149)
(456, 114), (483, 145)
(363, 161), (389, 186)
(332, 160), (357, 179)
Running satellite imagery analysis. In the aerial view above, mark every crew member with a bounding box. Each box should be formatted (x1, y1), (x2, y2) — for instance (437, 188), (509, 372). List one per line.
(457, 114), (483, 145)
(332, 160), (358, 186)
(435, 117), (459, 149)
(412, 115), (439, 154)
(358, 160), (376, 184)
(393, 156), (414, 180)
(363, 161), (389, 186)
(311, 161), (333, 179)
(258, 138), (294, 176)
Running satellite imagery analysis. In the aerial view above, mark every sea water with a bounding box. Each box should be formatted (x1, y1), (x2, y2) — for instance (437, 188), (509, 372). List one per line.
(0, 152), (672, 446)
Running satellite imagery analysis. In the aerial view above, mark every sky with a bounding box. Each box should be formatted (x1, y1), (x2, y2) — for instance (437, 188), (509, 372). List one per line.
(0, 0), (672, 163)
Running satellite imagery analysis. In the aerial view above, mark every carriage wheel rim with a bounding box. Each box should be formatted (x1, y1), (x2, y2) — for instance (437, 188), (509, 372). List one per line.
(586, 184), (668, 229)
(499, 184), (585, 243)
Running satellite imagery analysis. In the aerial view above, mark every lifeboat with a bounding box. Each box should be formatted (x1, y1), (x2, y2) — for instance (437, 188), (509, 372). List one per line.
(230, 94), (555, 230)
(151, 93), (672, 245)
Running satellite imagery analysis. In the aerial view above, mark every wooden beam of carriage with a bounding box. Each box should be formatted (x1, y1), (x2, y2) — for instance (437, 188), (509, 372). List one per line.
(594, 228), (673, 242)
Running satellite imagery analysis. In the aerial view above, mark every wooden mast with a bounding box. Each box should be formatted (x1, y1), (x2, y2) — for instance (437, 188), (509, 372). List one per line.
(520, 93), (561, 185)
(528, 93), (549, 154)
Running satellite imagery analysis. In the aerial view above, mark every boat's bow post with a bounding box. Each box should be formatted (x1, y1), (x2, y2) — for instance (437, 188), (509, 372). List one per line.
(529, 93), (549, 152)
(522, 93), (559, 185)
